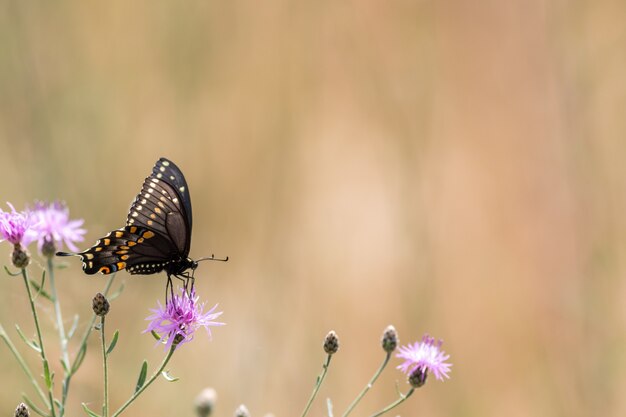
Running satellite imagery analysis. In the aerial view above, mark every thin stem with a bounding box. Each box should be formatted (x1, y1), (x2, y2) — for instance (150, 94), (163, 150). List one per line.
(62, 273), (116, 411)
(368, 387), (415, 417)
(100, 316), (109, 417)
(342, 352), (391, 417)
(110, 344), (177, 417)
(301, 354), (333, 417)
(47, 258), (70, 365)
(22, 268), (57, 417)
(0, 324), (47, 404)
(47, 257), (70, 417)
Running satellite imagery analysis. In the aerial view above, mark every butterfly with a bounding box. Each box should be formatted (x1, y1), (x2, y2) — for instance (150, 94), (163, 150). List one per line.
(57, 157), (225, 292)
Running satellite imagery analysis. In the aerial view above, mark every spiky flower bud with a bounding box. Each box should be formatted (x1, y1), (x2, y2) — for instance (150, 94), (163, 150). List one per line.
(92, 293), (110, 316)
(15, 403), (29, 417)
(381, 325), (398, 353)
(173, 333), (185, 346)
(234, 404), (250, 417)
(408, 367), (428, 388)
(195, 387), (217, 417)
(41, 238), (56, 258)
(12, 244), (30, 269)
(323, 330), (339, 355)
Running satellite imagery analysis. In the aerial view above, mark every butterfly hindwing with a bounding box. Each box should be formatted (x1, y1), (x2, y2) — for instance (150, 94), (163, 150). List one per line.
(76, 226), (179, 275)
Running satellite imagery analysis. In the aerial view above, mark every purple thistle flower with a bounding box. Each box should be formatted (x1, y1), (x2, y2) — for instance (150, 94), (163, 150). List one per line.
(145, 288), (224, 350)
(396, 334), (452, 381)
(0, 203), (37, 246)
(28, 201), (86, 253)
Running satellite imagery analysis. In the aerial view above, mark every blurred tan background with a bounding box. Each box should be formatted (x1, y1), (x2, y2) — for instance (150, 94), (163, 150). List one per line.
(1, 1), (626, 416)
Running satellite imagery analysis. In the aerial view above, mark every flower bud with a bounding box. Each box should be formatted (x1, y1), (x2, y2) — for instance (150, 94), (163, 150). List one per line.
(381, 325), (398, 353)
(323, 330), (339, 355)
(234, 404), (250, 417)
(173, 333), (185, 346)
(195, 387), (217, 417)
(12, 244), (30, 269)
(92, 293), (110, 316)
(14, 403), (29, 417)
(41, 238), (56, 258)
(408, 367), (428, 388)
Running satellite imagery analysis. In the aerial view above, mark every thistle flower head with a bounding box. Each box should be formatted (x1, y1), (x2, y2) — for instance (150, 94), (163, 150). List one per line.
(0, 203), (36, 246)
(28, 201), (86, 254)
(234, 404), (250, 417)
(323, 330), (339, 355)
(195, 387), (217, 417)
(92, 293), (110, 316)
(396, 334), (452, 382)
(14, 403), (29, 417)
(145, 288), (224, 350)
(381, 325), (399, 353)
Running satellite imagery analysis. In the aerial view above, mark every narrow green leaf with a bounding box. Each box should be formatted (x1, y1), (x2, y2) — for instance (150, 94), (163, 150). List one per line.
(161, 370), (179, 382)
(106, 330), (119, 355)
(21, 394), (50, 417)
(81, 403), (101, 417)
(108, 282), (125, 300)
(67, 314), (79, 340)
(15, 325), (42, 353)
(60, 358), (69, 374)
(29, 279), (53, 301)
(135, 361), (148, 393)
(3, 265), (22, 276)
(72, 344), (88, 374)
(150, 330), (162, 342)
(43, 360), (52, 389)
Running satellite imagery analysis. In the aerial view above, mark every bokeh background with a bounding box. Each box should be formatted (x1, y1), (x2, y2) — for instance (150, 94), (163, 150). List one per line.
(1, 1), (626, 416)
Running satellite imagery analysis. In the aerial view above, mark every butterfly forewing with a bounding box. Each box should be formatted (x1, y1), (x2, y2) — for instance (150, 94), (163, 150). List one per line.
(151, 158), (193, 230)
(127, 158), (192, 255)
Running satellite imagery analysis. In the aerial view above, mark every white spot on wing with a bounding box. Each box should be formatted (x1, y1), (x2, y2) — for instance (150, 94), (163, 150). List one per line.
(179, 186), (185, 192)
(162, 161), (170, 166)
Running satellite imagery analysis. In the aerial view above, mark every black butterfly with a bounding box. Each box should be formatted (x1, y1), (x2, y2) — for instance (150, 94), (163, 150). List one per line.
(57, 158), (224, 290)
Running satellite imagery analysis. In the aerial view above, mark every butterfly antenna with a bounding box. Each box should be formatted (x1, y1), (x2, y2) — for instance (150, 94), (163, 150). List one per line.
(197, 254), (229, 262)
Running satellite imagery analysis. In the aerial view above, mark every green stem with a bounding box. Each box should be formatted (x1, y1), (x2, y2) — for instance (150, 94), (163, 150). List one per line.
(368, 387), (415, 417)
(0, 324), (47, 404)
(100, 316), (109, 417)
(342, 352), (391, 417)
(110, 345), (176, 417)
(47, 258), (70, 416)
(301, 354), (332, 417)
(63, 273), (116, 411)
(22, 268), (57, 417)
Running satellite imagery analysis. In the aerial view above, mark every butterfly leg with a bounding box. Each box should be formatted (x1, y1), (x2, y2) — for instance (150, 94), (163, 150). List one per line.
(165, 274), (175, 303)
(177, 271), (195, 296)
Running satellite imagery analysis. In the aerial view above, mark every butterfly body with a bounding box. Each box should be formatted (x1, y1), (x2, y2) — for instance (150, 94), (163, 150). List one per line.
(58, 158), (198, 281)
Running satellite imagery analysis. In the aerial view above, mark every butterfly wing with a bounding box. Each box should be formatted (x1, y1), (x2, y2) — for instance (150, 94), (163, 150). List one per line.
(65, 226), (180, 275)
(126, 158), (192, 256)
(57, 157), (194, 276)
